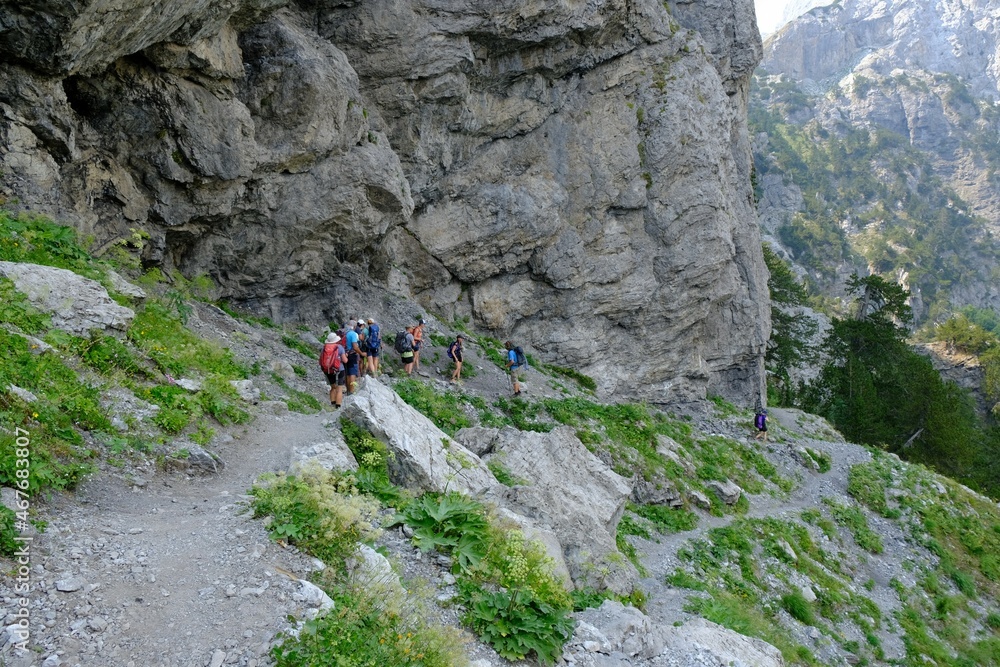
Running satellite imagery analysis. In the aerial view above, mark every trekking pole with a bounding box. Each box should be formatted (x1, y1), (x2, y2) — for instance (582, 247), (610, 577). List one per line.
(506, 368), (512, 394)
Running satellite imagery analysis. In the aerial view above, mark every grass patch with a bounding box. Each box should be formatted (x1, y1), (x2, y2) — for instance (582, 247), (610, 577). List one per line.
(128, 300), (249, 379)
(281, 333), (316, 358)
(824, 498), (884, 554)
(684, 591), (819, 665)
(393, 378), (472, 435)
(781, 589), (817, 625)
(487, 459), (528, 487)
(542, 364), (597, 392)
(627, 502), (698, 534)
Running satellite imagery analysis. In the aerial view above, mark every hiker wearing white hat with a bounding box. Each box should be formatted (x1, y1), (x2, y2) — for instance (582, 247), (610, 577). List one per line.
(319, 332), (347, 408)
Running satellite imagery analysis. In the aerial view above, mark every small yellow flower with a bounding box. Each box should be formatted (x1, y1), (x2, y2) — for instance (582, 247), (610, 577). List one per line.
(32, 412), (38, 418)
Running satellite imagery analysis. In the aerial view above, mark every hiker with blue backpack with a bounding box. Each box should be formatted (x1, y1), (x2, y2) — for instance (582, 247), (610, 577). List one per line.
(754, 409), (768, 442)
(505, 340), (526, 397)
(365, 318), (382, 377)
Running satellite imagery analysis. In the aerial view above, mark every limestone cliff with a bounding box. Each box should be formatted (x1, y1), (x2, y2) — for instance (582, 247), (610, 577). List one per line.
(0, 0), (769, 404)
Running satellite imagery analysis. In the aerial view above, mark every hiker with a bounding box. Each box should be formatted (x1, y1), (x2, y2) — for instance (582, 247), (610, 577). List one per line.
(355, 317), (368, 377)
(319, 332), (347, 408)
(412, 318), (425, 371)
(365, 318), (382, 376)
(344, 321), (366, 393)
(447, 334), (464, 383)
(754, 409), (768, 442)
(504, 340), (525, 397)
(394, 325), (415, 375)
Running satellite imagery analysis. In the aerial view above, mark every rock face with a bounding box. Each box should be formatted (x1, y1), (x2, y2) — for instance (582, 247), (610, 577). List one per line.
(0, 0), (768, 405)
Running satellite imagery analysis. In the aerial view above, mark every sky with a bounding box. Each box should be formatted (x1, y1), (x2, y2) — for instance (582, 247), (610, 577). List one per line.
(754, 0), (792, 36)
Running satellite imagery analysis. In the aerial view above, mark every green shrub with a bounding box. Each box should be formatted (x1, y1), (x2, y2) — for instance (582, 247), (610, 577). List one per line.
(0, 506), (19, 557)
(271, 584), (469, 667)
(781, 590), (817, 625)
(396, 492), (573, 664)
(400, 492), (489, 572)
(462, 586), (573, 665)
(250, 465), (381, 571)
(487, 460), (528, 487)
(78, 334), (145, 376)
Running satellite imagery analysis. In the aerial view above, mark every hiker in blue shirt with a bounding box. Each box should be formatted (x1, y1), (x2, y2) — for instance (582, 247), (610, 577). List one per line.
(504, 340), (524, 397)
(344, 321), (365, 393)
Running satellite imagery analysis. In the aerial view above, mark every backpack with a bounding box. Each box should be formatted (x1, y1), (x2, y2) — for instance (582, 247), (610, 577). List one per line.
(319, 343), (343, 373)
(394, 330), (412, 353)
(368, 323), (381, 351)
(447, 341), (458, 361)
(513, 346), (526, 367)
(754, 412), (766, 430)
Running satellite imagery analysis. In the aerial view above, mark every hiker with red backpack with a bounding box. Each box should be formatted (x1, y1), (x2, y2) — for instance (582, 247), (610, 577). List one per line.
(319, 332), (347, 408)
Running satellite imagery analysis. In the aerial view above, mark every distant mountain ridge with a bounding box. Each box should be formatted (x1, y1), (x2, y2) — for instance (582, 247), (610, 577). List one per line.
(752, 0), (1000, 320)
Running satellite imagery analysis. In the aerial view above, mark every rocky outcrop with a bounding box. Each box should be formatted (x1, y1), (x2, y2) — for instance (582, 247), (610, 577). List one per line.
(0, 261), (134, 335)
(481, 425), (637, 594)
(342, 378), (498, 495)
(0, 0), (768, 405)
(567, 600), (784, 667)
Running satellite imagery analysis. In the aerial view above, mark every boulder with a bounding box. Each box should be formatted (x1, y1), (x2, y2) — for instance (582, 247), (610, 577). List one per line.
(342, 378), (497, 495)
(0, 262), (134, 335)
(288, 426), (358, 475)
(569, 601), (783, 667)
(660, 617), (783, 667)
(631, 478), (682, 507)
(706, 479), (743, 505)
(229, 379), (261, 403)
(484, 426), (636, 593)
(345, 544), (405, 605)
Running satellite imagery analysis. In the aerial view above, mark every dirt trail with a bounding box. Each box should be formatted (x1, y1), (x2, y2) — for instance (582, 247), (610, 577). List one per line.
(634, 410), (874, 628)
(3, 410), (336, 667)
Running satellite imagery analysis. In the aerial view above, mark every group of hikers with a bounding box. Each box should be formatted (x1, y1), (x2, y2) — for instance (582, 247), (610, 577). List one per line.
(319, 317), (769, 443)
(318, 316), (527, 408)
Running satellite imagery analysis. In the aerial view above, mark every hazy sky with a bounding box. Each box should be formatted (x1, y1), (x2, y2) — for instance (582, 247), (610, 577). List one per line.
(755, 0), (791, 36)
